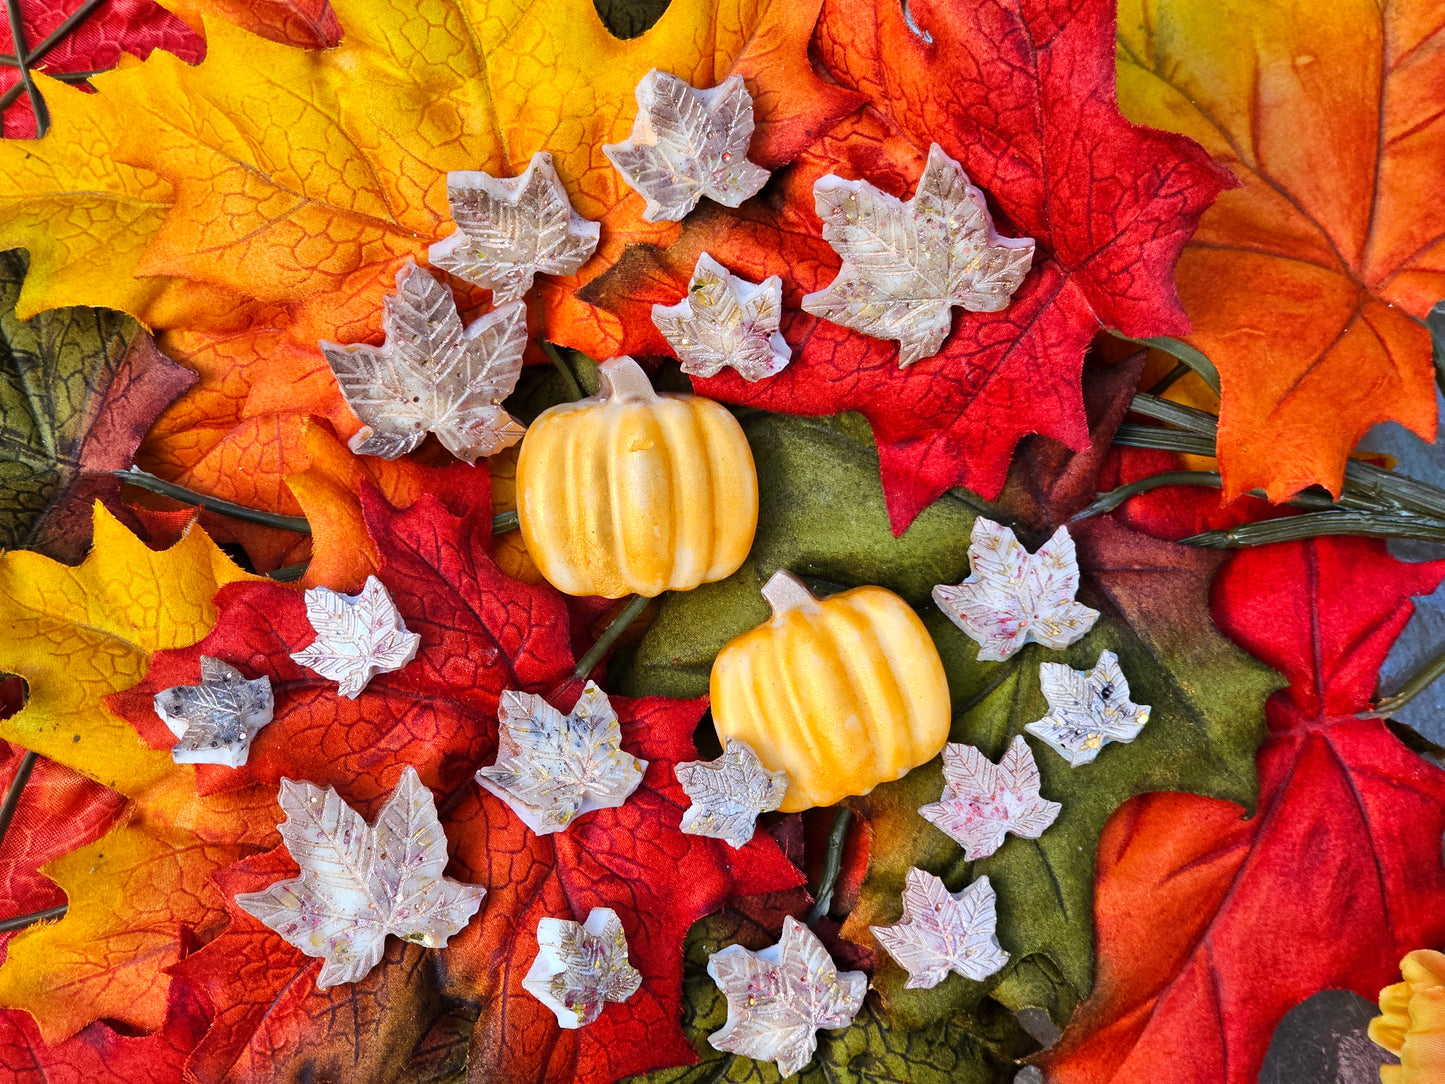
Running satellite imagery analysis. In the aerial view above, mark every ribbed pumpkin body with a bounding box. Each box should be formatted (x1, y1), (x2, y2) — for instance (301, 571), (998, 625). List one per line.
(516, 357), (758, 598)
(711, 573), (951, 811)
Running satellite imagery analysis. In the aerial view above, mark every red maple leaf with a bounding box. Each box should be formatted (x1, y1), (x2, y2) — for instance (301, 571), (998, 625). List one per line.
(1, 0), (203, 138)
(580, 0), (1229, 532)
(112, 486), (802, 1082)
(1039, 537), (1445, 1084)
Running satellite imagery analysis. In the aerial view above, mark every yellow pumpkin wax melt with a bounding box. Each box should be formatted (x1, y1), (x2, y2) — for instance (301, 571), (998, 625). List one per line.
(711, 570), (951, 811)
(516, 356), (758, 599)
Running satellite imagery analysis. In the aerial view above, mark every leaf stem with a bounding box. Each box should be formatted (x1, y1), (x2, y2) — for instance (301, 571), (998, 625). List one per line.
(2, 0), (47, 132)
(0, 903), (65, 932)
(806, 807), (854, 924)
(1182, 511), (1445, 548)
(492, 509), (519, 534)
(540, 341), (584, 401)
(116, 468), (313, 533)
(1145, 360), (1191, 397)
(268, 562), (308, 583)
(572, 594), (651, 680)
(1072, 471), (1224, 521)
(1363, 645), (1445, 719)
(0, 749), (37, 854)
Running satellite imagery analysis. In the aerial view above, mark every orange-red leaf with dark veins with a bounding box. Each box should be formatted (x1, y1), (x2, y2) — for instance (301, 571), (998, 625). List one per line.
(1041, 538), (1445, 1084)
(170, 848), (440, 1084)
(111, 485), (574, 807)
(583, 0), (1229, 532)
(439, 694), (805, 1084)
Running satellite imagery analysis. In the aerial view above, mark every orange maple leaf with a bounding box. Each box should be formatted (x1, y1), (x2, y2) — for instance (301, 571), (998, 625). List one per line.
(1118, 0), (1445, 500)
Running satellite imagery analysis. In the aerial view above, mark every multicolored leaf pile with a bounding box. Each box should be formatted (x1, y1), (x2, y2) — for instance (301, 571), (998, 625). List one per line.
(0, 0), (1443, 1080)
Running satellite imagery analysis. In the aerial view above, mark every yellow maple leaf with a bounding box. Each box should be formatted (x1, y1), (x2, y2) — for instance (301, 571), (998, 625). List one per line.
(0, 504), (279, 1040)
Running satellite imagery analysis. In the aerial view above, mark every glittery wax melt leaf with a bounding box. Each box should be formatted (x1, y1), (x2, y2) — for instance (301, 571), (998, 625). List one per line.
(802, 144), (1034, 367)
(870, 868), (1009, 990)
(707, 915), (867, 1076)
(628, 910), (1039, 1084)
(676, 737), (789, 848)
(289, 575), (421, 698)
(613, 359), (1278, 1026)
(320, 260), (526, 464)
(475, 682), (647, 836)
(153, 656), (275, 767)
(604, 70), (771, 222)
(0, 249), (196, 562)
(919, 735), (1060, 861)
(523, 906), (642, 1029)
(1041, 538), (1445, 1084)
(1025, 650), (1151, 767)
(932, 518), (1099, 662)
(1117, 0), (1445, 503)
(651, 252), (790, 381)
(235, 765), (484, 989)
(428, 152), (600, 304)
(582, 0), (1230, 530)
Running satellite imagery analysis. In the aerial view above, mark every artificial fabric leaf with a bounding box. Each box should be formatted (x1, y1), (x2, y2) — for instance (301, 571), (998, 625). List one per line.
(0, 0), (203, 138)
(603, 70), (770, 222)
(583, 0), (1230, 530)
(613, 356), (1278, 1025)
(802, 143), (1035, 367)
(0, 504), (281, 1040)
(171, 847), (442, 1083)
(1116, 0), (1445, 501)
(624, 911), (1037, 1084)
(236, 766), (484, 988)
(161, 0), (341, 48)
(0, 248), (196, 562)
(1040, 538), (1445, 1084)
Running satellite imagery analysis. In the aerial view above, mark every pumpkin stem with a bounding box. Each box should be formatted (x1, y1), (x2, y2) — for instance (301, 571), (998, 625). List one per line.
(598, 356), (658, 402)
(761, 570), (820, 616)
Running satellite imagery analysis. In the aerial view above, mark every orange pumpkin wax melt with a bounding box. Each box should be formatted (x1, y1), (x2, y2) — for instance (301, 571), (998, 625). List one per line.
(515, 356), (758, 599)
(710, 570), (951, 811)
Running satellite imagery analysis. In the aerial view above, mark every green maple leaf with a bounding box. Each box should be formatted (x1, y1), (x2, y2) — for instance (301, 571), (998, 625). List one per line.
(611, 356), (1281, 1040)
(0, 248), (195, 561)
